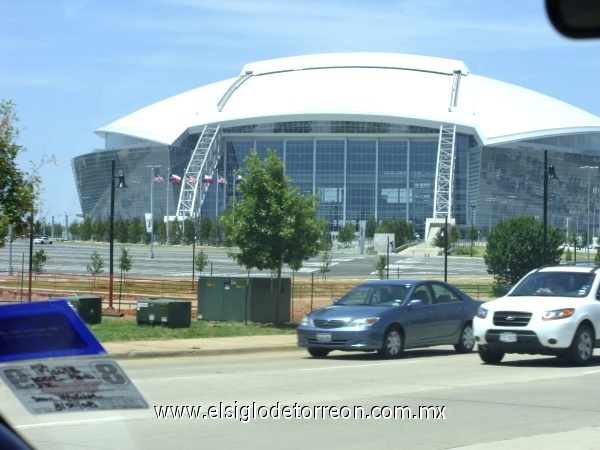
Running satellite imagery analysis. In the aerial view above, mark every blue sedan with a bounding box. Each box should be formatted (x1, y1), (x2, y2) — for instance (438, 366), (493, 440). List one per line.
(297, 279), (483, 358)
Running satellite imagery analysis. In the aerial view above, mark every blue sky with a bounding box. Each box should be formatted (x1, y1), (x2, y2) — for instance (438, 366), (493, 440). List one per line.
(2, 0), (600, 223)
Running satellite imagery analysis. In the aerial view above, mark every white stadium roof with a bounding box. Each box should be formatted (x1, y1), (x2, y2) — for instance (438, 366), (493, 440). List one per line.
(96, 53), (600, 146)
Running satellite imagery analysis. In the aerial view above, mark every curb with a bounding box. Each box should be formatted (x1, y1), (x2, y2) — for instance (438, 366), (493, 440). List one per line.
(108, 344), (302, 360)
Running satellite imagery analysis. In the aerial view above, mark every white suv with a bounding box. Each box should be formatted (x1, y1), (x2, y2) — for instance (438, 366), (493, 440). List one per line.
(473, 265), (600, 366)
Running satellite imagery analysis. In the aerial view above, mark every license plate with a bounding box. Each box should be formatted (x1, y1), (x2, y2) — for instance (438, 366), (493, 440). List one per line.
(316, 333), (332, 342)
(499, 332), (517, 343)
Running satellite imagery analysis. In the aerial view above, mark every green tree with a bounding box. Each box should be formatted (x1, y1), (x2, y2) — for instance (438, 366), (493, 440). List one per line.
(318, 250), (332, 281)
(376, 218), (413, 247)
(466, 226), (479, 242)
(183, 217), (196, 245)
(484, 216), (563, 287)
(68, 219), (81, 240)
(32, 249), (47, 274)
(169, 217), (182, 244)
(338, 222), (355, 247)
(375, 254), (388, 280)
(365, 217), (377, 240)
(87, 250), (104, 283)
(222, 149), (321, 323)
(0, 100), (38, 247)
(115, 217), (128, 243)
(195, 248), (210, 274)
(199, 216), (212, 245)
(80, 217), (92, 241)
(432, 224), (462, 252)
(318, 219), (332, 251)
(128, 216), (144, 244)
(209, 218), (221, 246)
(119, 246), (132, 273)
(92, 217), (106, 241)
(155, 219), (166, 244)
(118, 246), (133, 283)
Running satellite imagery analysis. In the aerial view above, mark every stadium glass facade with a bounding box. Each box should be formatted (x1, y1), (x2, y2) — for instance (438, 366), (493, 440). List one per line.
(72, 121), (600, 239)
(72, 120), (477, 237)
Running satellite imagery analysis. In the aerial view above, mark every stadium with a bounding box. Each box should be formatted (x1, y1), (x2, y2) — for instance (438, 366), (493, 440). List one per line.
(72, 52), (600, 240)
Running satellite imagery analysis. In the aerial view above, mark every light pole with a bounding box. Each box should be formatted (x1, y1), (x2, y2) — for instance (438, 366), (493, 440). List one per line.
(469, 204), (476, 257)
(439, 217), (448, 282)
(543, 150), (558, 266)
(148, 165), (161, 259)
(443, 215), (448, 282)
(581, 165), (598, 263)
(109, 159), (128, 309)
(386, 236), (390, 280)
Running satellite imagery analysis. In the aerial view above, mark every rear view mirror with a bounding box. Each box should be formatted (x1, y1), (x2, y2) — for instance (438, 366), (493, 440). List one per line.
(546, 0), (600, 38)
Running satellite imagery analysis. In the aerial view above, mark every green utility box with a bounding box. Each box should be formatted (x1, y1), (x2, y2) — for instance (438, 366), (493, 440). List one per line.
(50, 296), (102, 325)
(136, 299), (191, 328)
(197, 276), (291, 323)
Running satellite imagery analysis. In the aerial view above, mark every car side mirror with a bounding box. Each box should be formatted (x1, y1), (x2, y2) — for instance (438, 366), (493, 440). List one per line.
(333, 298), (340, 304)
(408, 299), (423, 308)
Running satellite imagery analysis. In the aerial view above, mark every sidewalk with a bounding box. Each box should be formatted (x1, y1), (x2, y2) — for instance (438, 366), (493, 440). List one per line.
(103, 334), (299, 360)
(398, 242), (439, 257)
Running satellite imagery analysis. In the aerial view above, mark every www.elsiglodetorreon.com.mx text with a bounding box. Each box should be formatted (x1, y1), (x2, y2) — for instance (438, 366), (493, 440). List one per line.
(154, 402), (447, 422)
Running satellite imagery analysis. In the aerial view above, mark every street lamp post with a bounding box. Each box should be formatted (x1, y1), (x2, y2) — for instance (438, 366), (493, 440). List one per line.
(148, 165), (161, 259)
(439, 216), (448, 282)
(581, 165), (598, 263)
(469, 204), (476, 257)
(543, 150), (558, 266)
(444, 215), (448, 282)
(109, 159), (128, 309)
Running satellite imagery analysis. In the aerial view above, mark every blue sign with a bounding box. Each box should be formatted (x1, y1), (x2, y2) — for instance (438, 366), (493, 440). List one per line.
(0, 301), (106, 363)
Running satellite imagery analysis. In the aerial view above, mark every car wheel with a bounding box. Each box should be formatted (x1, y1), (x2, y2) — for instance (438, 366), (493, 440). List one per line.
(454, 323), (475, 353)
(307, 348), (330, 358)
(567, 325), (594, 366)
(478, 346), (504, 364)
(378, 327), (403, 359)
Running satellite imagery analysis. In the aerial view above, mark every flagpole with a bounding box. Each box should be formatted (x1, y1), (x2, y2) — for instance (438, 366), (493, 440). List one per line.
(233, 169), (236, 224)
(216, 169), (218, 219)
(150, 168), (154, 258)
(166, 167), (170, 245)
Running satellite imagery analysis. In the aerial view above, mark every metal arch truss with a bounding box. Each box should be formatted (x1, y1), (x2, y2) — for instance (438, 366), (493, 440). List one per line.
(176, 125), (222, 218)
(433, 124), (456, 219)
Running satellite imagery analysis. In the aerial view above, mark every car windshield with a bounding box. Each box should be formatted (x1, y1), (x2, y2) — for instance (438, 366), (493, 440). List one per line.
(337, 285), (410, 305)
(510, 272), (595, 297)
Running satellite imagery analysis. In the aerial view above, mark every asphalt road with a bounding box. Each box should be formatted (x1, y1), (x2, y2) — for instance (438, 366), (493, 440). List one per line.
(6, 348), (600, 449)
(0, 240), (490, 280)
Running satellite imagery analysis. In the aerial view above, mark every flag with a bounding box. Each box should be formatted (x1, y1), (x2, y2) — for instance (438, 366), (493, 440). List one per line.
(153, 174), (164, 182)
(235, 175), (244, 184)
(170, 174), (181, 183)
(218, 176), (228, 185)
(202, 175), (213, 184)
(185, 173), (197, 184)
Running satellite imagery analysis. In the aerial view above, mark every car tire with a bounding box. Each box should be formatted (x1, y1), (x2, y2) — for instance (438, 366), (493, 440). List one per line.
(454, 323), (475, 353)
(567, 325), (594, 366)
(478, 346), (504, 364)
(307, 348), (330, 358)
(378, 327), (403, 359)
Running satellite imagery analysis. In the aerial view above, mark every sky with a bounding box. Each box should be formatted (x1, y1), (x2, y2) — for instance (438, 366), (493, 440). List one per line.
(2, 0), (600, 225)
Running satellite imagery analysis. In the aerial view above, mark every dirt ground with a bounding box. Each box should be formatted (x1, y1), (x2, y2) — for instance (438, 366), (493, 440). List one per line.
(0, 288), (326, 322)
